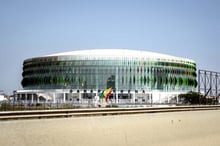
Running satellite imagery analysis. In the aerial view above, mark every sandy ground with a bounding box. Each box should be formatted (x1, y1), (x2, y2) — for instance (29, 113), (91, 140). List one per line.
(0, 110), (220, 146)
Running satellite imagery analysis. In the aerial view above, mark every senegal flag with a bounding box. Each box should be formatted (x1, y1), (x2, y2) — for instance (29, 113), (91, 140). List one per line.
(100, 88), (112, 102)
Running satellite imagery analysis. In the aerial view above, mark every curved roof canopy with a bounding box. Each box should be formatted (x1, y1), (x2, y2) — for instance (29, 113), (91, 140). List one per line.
(44, 49), (195, 64)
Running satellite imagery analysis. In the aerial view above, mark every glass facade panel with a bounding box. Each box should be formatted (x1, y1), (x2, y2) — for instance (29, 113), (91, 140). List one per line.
(22, 50), (197, 93)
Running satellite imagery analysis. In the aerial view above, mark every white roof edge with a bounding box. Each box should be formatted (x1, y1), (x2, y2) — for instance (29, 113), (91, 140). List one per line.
(43, 49), (195, 63)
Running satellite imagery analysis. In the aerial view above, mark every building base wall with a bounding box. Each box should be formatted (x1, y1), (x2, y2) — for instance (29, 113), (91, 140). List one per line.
(14, 89), (185, 106)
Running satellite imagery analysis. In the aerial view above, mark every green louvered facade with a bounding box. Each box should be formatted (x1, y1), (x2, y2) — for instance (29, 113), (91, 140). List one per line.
(21, 50), (197, 93)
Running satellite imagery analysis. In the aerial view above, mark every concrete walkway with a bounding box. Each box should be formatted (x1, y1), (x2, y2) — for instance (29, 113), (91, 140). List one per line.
(0, 110), (220, 146)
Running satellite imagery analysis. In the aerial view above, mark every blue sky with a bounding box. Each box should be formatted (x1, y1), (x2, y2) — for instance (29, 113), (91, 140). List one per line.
(0, 0), (219, 94)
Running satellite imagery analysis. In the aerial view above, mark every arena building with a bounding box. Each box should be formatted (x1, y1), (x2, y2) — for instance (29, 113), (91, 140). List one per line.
(15, 49), (197, 105)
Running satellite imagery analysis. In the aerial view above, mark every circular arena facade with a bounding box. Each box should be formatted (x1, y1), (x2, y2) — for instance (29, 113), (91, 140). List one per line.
(16, 49), (197, 105)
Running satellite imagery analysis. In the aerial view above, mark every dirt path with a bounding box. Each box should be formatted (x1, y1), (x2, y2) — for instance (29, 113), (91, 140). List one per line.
(1, 110), (220, 146)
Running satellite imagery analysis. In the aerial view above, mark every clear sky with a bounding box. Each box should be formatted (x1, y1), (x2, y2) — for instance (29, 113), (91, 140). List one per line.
(0, 0), (219, 94)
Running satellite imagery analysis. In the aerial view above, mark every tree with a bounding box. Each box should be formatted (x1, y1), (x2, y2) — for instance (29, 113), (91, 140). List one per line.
(178, 91), (216, 105)
(178, 91), (201, 104)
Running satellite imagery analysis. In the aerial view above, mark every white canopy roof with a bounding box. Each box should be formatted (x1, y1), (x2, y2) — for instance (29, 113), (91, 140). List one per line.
(45, 49), (195, 63)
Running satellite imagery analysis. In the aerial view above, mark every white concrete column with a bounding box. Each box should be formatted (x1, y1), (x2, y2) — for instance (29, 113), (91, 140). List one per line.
(14, 93), (17, 101)
(53, 93), (56, 103)
(63, 93), (66, 103)
(176, 94), (179, 104)
(168, 96), (170, 104)
(116, 92), (118, 104)
(132, 92), (136, 103)
(79, 92), (81, 104)
(150, 93), (153, 105)
(31, 93), (34, 104)
(159, 93), (161, 104)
